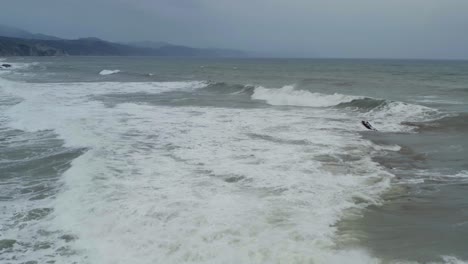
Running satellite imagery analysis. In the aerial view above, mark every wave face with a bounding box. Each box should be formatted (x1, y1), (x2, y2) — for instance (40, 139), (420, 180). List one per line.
(252, 85), (361, 107)
(99, 69), (121, 75)
(250, 85), (442, 132)
(336, 98), (387, 111)
(361, 101), (441, 132)
(200, 82), (256, 95)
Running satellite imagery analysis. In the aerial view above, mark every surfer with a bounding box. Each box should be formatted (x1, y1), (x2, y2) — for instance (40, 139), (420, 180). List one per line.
(361, 120), (377, 131)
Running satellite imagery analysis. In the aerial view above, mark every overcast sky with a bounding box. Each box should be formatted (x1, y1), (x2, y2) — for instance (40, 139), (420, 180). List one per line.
(1, 0), (468, 59)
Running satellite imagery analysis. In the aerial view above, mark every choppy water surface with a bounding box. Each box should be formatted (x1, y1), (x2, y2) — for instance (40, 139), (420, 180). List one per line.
(0, 57), (467, 264)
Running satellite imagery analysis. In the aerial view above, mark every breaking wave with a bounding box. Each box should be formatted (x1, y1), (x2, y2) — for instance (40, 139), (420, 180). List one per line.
(99, 69), (121, 75)
(362, 101), (441, 131)
(251, 85), (361, 107)
(247, 84), (442, 132)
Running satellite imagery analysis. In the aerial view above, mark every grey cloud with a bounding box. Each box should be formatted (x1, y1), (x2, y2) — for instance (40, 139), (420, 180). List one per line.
(1, 0), (467, 59)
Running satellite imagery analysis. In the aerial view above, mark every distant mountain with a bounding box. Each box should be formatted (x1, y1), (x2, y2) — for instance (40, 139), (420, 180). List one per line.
(0, 36), (154, 56)
(127, 41), (171, 49)
(0, 25), (248, 57)
(0, 24), (61, 40)
(127, 41), (247, 57)
(0, 36), (248, 57)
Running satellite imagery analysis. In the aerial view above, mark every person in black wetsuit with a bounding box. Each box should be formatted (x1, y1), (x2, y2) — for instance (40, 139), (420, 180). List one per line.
(361, 120), (377, 131)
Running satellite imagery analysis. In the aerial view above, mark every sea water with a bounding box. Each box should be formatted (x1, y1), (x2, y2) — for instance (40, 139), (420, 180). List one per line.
(0, 57), (467, 264)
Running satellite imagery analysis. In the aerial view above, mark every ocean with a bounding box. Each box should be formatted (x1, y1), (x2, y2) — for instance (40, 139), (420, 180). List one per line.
(0, 56), (467, 264)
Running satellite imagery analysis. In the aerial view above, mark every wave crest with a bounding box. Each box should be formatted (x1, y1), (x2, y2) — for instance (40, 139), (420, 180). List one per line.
(251, 85), (361, 107)
(99, 69), (121, 76)
(362, 101), (441, 132)
(248, 84), (443, 132)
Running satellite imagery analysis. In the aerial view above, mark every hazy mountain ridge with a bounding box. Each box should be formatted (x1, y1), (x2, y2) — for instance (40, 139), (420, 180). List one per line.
(127, 41), (171, 49)
(0, 25), (247, 57)
(128, 41), (246, 57)
(0, 24), (61, 40)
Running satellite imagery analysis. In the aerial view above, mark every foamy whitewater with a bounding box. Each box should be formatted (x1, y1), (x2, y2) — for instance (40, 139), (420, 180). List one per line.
(1, 57), (467, 264)
(99, 69), (121, 75)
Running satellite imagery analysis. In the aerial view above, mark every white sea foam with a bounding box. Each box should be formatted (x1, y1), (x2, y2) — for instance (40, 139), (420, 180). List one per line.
(414, 95), (464, 105)
(250, 85), (441, 133)
(372, 144), (401, 152)
(0, 77), (399, 263)
(432, 256), (468, 264)
(440, 170), (468, 181)
(415, 99), (464, 105)
(4, 76), (465, 263)
(405, 170), (468, 185)
(52, 104), (391, 263)
(252, 85), (361, 107)
(391, 256), (468, 264)
(363, 101), (440, 132)
(99, 69), (121, 75)
(0, 61), (38, 75)
(454, 171), (468, 178)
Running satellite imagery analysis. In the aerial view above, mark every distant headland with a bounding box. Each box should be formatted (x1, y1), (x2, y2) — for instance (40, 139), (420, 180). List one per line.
(0, 24), (246, 57)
